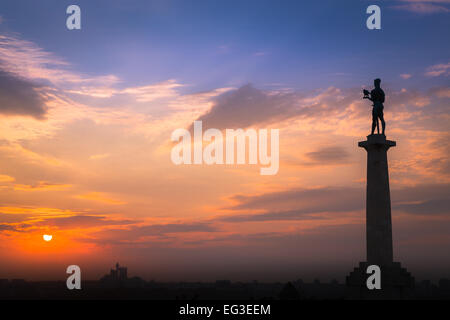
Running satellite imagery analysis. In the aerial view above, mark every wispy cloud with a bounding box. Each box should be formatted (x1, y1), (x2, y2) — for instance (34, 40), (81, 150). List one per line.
(398, 0), (450, 2)
(74, 192), (126, 205)
(217, 209), (325, 222)
(13, 181), (71, 192)
(425, 62), (450, 77)
(84, 222), (219, 246)
(0, 34), (120, 119)
(37, 214), (137, 230)
(0, 174), (15, 183)
(253, 51), (268, 57)
(0, 35), (119, 87)
(393, 4), (450, 14)
(120, 80), (184, 102)
(392, 0), (450, 14)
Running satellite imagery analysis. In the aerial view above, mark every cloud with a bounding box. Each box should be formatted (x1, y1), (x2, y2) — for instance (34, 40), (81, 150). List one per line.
(0, 174), (15, 183)
(37, 214), (137, 229)
(89, 153), (110, 160)
(394, 199), (450, 215)
(13, 181), (71, 191)
(0, 34), (118, 87)
(120, 80), (184, 102)
(227, 186), (365, 214)
(398, 0), (450, 3)
(218, 209), (325, 222)
(392, 184), (450, 212)
(221, 183), (450, 222)
(392, 1), (450, 14)
(134, 223), (218, 235)
(400, 73), (412, 79)
(429, 86), (450, 98)
(0, 34), (121, 120)
(192, 84), (448, 136)
(0, 214), (30, 224)
(0, 206), (77, 217)
(0, 69), (48, 118)
(0, 222), (30, 233)
(74, 192), (126, 205)
(192, 84), (359, 132)
(253, 51), (268, 57)
(85, 222), (219, 245)
(425, 62), (450, 77)
(193, 84), (299, 130)
(0, 223), (17, 231)
(388, 87), (445, 109)
(304, 146), (351, 165)
(68, 79), (184, 101)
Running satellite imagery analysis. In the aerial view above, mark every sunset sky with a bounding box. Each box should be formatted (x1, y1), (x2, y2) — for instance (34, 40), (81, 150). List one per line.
(0, 0), (449, 282)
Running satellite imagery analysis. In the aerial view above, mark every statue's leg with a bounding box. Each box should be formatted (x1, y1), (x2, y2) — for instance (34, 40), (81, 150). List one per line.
(371, 110), (376, 135)
(380, 114), (386, 135)
(371, 119), (376, 135)
(376, 118), (380, 134)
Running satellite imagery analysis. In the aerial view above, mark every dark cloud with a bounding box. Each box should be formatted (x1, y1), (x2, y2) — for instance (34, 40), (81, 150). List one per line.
(218, 209), (325, 223)
(0, 223), (16, 231)
(0, 69), (47, 118)
(305, 146), (351, 165)
(0, 213), (30, 223)
(84, 222), (219, 245)
(391, 183), (450, 203)
(193, 84), (300, 130)
(391, 183), (450, 216)
(135, 223), (218, 234)
(228, 186), (364, 213)
(220, 183), (450, 222)
(394, 199), (450, 215)
(0, 222), (29, 233)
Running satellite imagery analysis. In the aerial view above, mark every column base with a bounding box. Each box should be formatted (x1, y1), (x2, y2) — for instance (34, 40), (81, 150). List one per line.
(346, 262), (414, 299)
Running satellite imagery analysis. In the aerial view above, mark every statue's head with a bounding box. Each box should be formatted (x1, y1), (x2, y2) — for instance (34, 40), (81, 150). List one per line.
(374, 78), (381, 88)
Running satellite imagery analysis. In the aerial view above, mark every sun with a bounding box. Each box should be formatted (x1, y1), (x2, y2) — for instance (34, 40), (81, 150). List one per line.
(43, 234), (53, 242)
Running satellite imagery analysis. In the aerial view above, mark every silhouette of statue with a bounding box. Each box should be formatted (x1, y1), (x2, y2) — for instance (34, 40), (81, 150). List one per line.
(363, 78), (385, 135)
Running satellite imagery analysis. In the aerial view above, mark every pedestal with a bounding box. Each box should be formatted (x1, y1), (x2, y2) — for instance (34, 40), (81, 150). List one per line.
(347, 262), (414, 299)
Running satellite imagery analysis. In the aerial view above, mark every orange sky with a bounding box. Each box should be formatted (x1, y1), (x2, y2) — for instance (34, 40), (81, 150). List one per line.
(0, 32), (449, 282)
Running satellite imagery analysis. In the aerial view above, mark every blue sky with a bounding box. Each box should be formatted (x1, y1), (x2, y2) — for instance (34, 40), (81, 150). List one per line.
(0, 0), (448, 92)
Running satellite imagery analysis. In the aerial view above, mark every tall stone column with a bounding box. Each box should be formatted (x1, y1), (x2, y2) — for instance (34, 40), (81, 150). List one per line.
(359, 134), (394, 265)
(346, 134), (414, 299)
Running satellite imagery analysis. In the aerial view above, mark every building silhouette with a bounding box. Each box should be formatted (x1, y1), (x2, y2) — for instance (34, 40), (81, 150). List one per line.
(347, 134), (414, 299)
(100, 263), (128, 287)
(110, 263), (127, 281)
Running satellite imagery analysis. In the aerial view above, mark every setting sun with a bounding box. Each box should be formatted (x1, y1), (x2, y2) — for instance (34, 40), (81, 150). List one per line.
(43, 235), (53, 242)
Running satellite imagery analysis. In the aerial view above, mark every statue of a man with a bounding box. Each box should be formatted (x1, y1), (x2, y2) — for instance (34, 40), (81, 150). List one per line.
(363, 78), (385, 135)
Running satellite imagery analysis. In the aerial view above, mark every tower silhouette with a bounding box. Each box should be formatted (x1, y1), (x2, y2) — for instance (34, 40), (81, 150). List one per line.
(346, 134), (414, 299)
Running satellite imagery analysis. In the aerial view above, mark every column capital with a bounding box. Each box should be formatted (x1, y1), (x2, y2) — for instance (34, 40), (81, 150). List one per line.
(358, 134), (396, 151)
